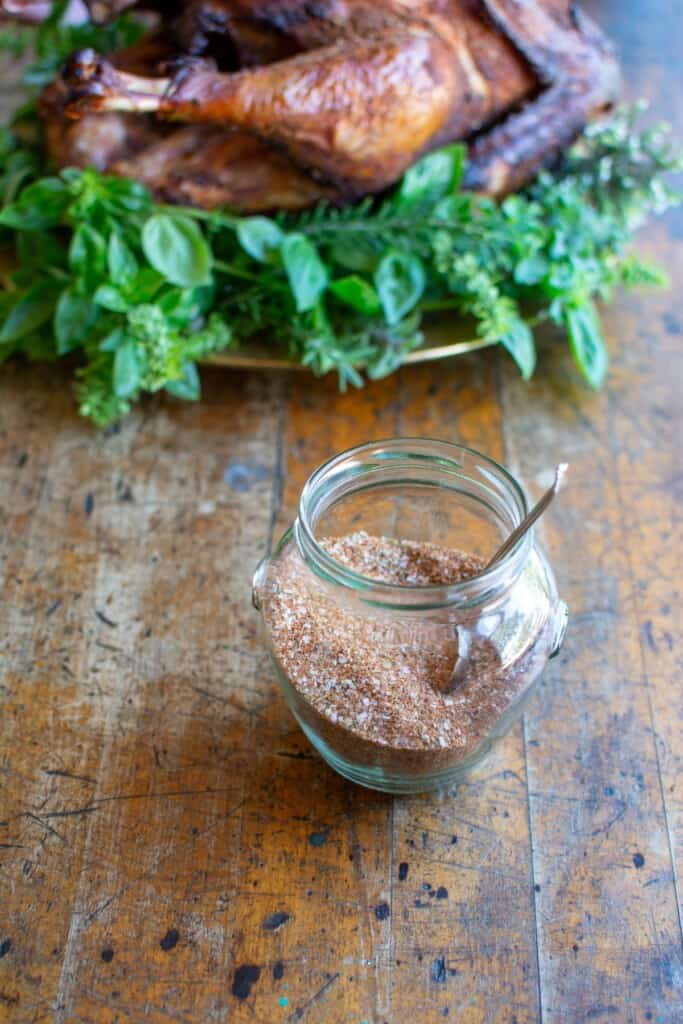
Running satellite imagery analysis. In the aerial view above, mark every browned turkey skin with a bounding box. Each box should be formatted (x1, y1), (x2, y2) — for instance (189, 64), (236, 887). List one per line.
(12, 0), (620, 211)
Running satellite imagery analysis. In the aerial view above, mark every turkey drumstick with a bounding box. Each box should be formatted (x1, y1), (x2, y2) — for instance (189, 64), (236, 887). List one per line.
(62, 26), (461, 197)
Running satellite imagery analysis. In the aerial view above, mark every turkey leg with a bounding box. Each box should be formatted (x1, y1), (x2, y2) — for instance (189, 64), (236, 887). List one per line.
(60, 28), (460, 195)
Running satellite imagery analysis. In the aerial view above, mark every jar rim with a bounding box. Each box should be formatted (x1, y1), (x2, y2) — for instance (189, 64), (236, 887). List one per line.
(295, 437), (532, 609)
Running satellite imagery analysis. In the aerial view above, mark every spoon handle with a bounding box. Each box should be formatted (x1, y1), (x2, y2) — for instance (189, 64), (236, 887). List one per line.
(486, 463), (568, 569)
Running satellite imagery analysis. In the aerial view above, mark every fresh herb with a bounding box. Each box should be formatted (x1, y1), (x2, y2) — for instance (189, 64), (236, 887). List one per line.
(0, 1), (145, 89)
(0, 20), (33, 60)
(0, 8), (680, 423)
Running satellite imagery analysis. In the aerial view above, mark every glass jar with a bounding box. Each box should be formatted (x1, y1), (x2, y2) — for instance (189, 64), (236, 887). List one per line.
(252, 439), (568, 795)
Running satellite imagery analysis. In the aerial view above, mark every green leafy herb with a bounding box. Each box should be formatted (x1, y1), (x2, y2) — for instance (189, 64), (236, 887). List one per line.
(0, 177), (70, 229)
(0, 20), (34, 60)
(54, 289), (98, 354)
(565, 301), (608, 389)
(397, 143), (465, 208)
(166, 361), (201, 402)
(0, 50), (680, 429)
(6, 1), (145, 90)
(236, 216), (284, 263)
(108, 232), (138, 285)
(142, 213), (213, 288)
(375, 250), (426, 325)
(281, 233), (328, 312)
(113, 338), (141, 398)
(329, 275), (382, 315)
(0, 279), (59, 343)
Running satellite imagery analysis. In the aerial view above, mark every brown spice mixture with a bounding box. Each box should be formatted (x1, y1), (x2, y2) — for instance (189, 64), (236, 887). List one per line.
(264, 531), (545, 776)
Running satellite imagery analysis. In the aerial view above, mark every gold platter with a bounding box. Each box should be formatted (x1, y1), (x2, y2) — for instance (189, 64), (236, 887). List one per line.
(204, 317), (493, 371)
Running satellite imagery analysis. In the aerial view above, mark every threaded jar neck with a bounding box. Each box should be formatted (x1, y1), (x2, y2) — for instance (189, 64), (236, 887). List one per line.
(295, 438), (531, 611)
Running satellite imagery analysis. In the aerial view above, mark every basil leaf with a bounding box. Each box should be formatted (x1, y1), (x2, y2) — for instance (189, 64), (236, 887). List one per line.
(159, 286), (212, 326)
(0, 178), (69, 230)
(433, 193), (472, 222)
(398, 144), (465, 207)
(142, 213), (212, 287)
(113, 340), (141, 398)
(101, 176), (152, 215)
(1, 153), (42, 208)
(16, 230), (66, 271)
(330, 238), (378, 273)
(133, 268), (165, 302)
(166, 362), (200, 401)
(108, 232), (139, 285)
(55, 289), (98, 355)
(330, 275), (381, 315)
(99, 327), (125, 352)
(500, 320), (536, 380)
(566, 301), (609, 389)
(94, 284), (129, 313)
(375, 250), (425, 325)
(514, 255), (548, 286)
(282, 233), (328, 312)
(236, 217), (284, 263)
(69, 224), (106, 286)
(0, 281), (59, 343)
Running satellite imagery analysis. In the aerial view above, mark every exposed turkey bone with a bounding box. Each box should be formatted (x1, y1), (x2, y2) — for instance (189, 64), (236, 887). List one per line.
(61, 48), (169, 113)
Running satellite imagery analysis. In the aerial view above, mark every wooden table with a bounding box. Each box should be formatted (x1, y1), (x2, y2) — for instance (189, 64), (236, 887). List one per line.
(1, 3), (682, 1021)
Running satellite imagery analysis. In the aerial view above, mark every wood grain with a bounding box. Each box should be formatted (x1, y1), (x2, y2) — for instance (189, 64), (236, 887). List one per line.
(1, 2), (682, 1022)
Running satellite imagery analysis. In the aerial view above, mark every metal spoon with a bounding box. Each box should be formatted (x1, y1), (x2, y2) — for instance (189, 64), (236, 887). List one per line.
(486, 462), (569, 569)
(443, 463), (568, 693)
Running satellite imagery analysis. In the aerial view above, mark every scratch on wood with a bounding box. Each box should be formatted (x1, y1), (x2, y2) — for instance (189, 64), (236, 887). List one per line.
(31, 806), (96, 820)
(83, 799), (246, 924)
(17, 787), (240, 826)
(42, 769), (96, 784)
(590, 801), (628, 838)
(23, 811), (67, 844)
(95, 610), (118, 628)
(286, 972), (340, 1022)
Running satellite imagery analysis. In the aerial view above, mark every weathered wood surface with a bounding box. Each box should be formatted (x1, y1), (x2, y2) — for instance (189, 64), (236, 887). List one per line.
(1, 2), (682, 1021)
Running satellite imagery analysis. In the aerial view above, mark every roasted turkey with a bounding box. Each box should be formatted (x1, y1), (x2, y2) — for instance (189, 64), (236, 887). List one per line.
(4, 0), (620, 211)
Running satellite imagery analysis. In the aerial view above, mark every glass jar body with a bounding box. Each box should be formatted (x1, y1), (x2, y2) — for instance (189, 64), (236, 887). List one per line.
(253, 440), (567, 794)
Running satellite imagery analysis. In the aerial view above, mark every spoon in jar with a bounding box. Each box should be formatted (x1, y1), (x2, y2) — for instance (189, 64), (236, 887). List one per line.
(443, 463), (568, 693)
(485, 462), (569, 569)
